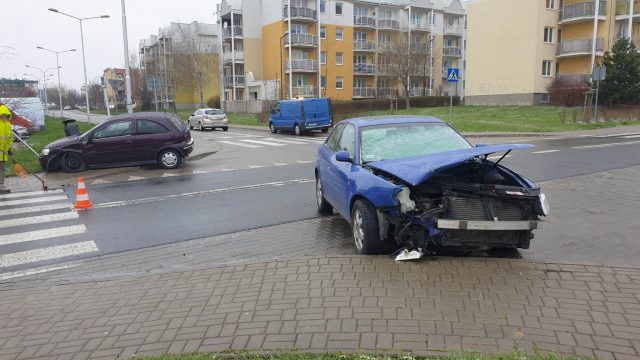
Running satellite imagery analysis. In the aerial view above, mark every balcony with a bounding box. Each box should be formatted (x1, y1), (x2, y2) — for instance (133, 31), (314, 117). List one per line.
(411, 42), (431, 53)
(377, 88), (398, 98)
(353, 87), (376, 98)
(444, 25), (463, 36)
(291, 85), (317, 98)
(354, 40), (376, 52)
(354, 16), (376, 28)
(556, 73), (591, 83)
(556, 38), (604, 57)
(378, 19), (400, 30)
(559, 1), (606, 24)
(223, 50), (244, 63)
(378, 42), (393, 52)
(443, 46), (462, 57)
(223, 75), (245, 87)
(409, 87), (426, 97)
(615, 0), (640, 18)
(223, 26), (243, 40)
(286, 59), (319, 72)
(284, 6), (317, 22)
(353, 63), (376, 75)
(377, 64), (398, 75)
(409, 21), (430, 32)
(284, 33), (318, 48)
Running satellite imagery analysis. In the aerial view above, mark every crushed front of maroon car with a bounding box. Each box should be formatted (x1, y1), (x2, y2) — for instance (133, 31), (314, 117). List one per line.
(366, 144), (549, 258)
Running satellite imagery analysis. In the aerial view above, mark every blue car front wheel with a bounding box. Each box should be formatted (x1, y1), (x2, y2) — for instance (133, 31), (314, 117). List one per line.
(316, 177), (333, 214)
(351, 199), (396, 255)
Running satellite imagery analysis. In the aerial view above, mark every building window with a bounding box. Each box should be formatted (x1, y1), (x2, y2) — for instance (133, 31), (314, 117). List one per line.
(545, 0), (554, 9)
(336, 76), (344, 89)
(542, 60), (552, 77)
(540, 93), (550, 103)
(320, 0), (326, 13)
(336, 52), (344, 65)
(320, 26), (326, 39)
(544, 27), (553, 43)
(336, 28), (343, 40)
(336, 2), (343, 15)
(321, 76), (326, 89)
(321, 51), (327, 64)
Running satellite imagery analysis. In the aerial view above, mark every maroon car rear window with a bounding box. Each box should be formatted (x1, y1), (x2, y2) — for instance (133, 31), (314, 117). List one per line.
(137, 120), (169, 135)
(167, 115), (186, 131)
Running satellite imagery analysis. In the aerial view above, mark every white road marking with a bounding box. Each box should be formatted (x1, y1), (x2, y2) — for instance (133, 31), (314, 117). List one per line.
(620, 134), (640, 139)
(0, 211), (79, 228)
(0, 241), (98, 268)
(273, 163), (288, 166)
(239, 139), (286, 147)
(0, 225), (87, 246)
(162, 173), (180, 177)
(94, 179), (314, 209)
(595, 132), (640, 138)
(0, 203), (72, 217)
(532, 149), (560, 154)
(261, 137), (312, 145)
(220, 168), (237, 172)
(487, 154), (513, 160)
(248, 165), (265, 169)
(0, 195), (68, 208)
(297, 160), (314, 164)
(127, 176), (146, 181)
(0, 189), (63, 200)
(218, 140), (261, 148)
(192, 170), (209, 174)
(541, 137), (562, 140)
(285, 137), (326, 144)
(0, 263), (80, 281)
(91, 179), (112, 185)
(572, 140), (640, 149)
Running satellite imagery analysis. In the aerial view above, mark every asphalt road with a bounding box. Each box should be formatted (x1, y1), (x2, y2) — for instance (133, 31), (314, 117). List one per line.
(2, 128), (640, 275)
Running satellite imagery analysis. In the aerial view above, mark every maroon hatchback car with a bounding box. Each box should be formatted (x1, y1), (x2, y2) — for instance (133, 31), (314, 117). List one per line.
(39, 113), (194, 173)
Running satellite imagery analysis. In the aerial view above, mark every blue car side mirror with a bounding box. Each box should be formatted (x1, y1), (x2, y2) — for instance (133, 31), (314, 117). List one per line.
(475, 143), (489, 147)
(335, 150), (352, 163)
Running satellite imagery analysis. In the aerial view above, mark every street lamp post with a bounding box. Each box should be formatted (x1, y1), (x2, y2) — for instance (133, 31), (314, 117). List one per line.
(49, 8), (110, 124)
(120, 0), (133, 114)
(23, 73), (53, 106)
(24, 65), (58, 112)
(37, 47), (76, 119)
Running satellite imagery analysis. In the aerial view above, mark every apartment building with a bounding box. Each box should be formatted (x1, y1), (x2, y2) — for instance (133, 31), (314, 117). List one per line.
(466, 0), (640, 106)
(217, 0), (466, 110)
(139, 22), (220, 110)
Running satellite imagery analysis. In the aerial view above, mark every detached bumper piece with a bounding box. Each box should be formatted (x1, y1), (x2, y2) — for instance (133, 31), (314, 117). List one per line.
(437, 219), (541, 231)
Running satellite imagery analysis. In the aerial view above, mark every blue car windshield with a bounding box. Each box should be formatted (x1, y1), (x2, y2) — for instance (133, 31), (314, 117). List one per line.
(360, 123), (471, 163)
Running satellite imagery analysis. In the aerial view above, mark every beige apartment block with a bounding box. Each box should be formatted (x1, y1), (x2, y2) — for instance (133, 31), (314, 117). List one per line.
(466, 0), (640, 106)
(217, 0), (466, 112)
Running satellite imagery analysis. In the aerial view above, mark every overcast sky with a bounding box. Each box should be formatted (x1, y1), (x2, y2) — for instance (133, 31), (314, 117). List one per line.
(1, 0), (221, 89)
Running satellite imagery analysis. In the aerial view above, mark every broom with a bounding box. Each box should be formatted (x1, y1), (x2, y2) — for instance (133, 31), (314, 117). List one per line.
(7, 154), (48, 191)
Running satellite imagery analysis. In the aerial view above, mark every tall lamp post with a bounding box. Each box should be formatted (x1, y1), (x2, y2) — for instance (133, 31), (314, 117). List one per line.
(48, 8), (110, 124)
(24, 65), (58, 111)
(37, 47), (76, 119)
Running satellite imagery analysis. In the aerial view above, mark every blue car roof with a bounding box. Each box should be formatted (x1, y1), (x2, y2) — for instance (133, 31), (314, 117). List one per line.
(342, 116), (446, 128)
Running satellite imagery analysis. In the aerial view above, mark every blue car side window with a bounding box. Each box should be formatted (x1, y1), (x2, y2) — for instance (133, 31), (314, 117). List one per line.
(325, 123), (345, 152)
(337, 124), (356, 158)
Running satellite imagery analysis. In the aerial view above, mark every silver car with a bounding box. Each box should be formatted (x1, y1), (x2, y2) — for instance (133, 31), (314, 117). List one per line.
(188, 108), (228, 131)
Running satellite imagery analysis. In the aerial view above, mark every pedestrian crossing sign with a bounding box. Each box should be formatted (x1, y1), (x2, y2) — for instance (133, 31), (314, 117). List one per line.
(447, 68), (459, 83)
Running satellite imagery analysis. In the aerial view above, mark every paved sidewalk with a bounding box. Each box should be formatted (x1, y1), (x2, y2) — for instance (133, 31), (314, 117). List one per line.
(0, 256), (639, 360)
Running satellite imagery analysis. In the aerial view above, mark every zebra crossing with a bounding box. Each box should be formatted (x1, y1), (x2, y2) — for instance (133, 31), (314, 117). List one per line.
(205, 133), (326, 149)
(0, 189), (97, 276)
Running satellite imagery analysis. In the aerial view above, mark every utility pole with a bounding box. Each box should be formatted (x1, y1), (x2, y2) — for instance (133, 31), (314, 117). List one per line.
(121, 0), (134, 114)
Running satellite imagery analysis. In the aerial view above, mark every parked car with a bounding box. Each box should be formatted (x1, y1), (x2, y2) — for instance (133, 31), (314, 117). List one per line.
(188, 108), (228, 131)
(39, 112), (194, 173)
(315, 116), (549, 256)
(11, 125), (29, 140)
(64, 105), (72, 110)
(269, 98), (332, 136)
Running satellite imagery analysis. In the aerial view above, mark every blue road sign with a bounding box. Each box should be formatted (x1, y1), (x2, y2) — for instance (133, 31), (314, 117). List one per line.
(447, 68), (460, 83)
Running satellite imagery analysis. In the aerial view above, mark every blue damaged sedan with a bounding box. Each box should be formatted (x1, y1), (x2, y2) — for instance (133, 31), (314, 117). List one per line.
(315, 116), (549, 256)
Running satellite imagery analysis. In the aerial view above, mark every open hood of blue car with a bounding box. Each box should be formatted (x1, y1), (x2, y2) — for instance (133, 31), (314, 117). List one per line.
(366, 144), (534, 186)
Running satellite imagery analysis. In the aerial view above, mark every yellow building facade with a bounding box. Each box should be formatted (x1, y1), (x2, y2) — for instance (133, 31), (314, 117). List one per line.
(217, 0), (466, 108)
(466, 0), (640, 105)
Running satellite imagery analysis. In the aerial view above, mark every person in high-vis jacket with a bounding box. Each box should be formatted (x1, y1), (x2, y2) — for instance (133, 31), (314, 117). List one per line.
(0, 104), (14, 194)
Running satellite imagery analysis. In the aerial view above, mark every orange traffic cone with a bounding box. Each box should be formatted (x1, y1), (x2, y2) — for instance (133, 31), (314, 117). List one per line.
(74, 177), (93, 210)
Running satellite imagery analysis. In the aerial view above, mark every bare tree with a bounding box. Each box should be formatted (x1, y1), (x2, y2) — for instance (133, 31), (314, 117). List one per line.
(378, 34), (427, 109)
(171, 24), (220, 108)
(88, 80), (104, 109)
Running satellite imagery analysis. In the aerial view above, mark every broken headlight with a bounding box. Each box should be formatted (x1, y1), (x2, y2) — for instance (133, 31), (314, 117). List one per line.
(396, 187), (416, 213)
